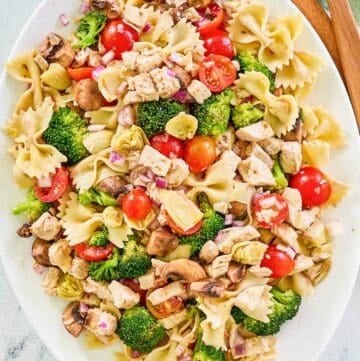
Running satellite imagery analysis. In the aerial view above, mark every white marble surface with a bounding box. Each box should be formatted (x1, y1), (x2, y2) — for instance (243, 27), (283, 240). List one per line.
(0, 1), (360, 360)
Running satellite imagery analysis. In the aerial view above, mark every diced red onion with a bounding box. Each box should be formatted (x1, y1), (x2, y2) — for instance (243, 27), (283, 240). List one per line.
(116, 81), (128, 97)
(98, 321), (107, 328)
(146, 168), (155, 180)
(143, 23), (153, 33)
(169, 52), (183, 64)
(155, 177), (168, 189)
(224, 214), (234, 226)
(179, 356), (191, 361)
(276, 244), (297, 259)
(195, 17), (210, 27)
(109, 151), (125, 165)
(59, 13), (70, 26)
(166, 68), (176, 77)
(131, 351), (142, 358)
(171, 89), (189, 103)
(118, 106), (135, 127)
(33, 263), (46, 275)
(37, 175), (53, 188)
(80, 0), (90, 14)
(215, 230), (224, 242)
(234, 343), (246, 356)
(139, 174), (152, 184)
(232, 60), (240, 71)
(92, 66), (105, 81)
(124, 184), (134, 192)
(80, 303), (90, 313)
(102, 50), (115, 65)
(232, 220), (247, 227)
(88, 124), (106, 132)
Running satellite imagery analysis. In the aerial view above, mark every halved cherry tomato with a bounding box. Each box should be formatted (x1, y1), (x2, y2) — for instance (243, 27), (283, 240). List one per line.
(199, 54), (237, 92)
(121, 279), (147, 305)
(166, 212), (203, 235)
(253, 193), (289, 229)
(146, 296), (184, 319)
(122, 188), (153, 221)
(261, 244), (295, 279)
(184, 135), (217, 173)
(101, 19), (139, 59)
(150, 132), (185, 159)
(75, 242), (114, 262)
(67, 67), (94, 81)
(290, 167), (331, 208)
(196, 3), (224, 35)
(202, 29), (235, 59)
(35, 167), (69, 203)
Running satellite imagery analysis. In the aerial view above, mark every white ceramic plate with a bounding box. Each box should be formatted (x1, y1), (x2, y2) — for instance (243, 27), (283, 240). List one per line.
(1, 1), (360, 360)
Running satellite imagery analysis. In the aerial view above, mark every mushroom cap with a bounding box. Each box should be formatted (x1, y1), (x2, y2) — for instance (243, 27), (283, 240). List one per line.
(62, 302), (86, 337)
(32, 238), (52, 266)
(160, 259), (207, 282)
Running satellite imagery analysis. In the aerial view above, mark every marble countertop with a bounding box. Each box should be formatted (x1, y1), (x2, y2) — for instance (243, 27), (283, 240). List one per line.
(1, 1), (360, 360)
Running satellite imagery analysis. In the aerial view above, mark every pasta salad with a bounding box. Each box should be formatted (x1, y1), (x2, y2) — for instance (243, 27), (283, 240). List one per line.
(5, 0), (349, 360)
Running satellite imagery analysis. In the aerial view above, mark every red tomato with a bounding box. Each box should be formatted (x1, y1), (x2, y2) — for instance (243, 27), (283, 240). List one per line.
(35, 167), (69, 203)
(197, 3), (224, 35)
(166, 212), (203, 236)
(202, 30), (235, 58)
(146, 296), (184, 319)
(122, 188), (153, 221)
(184, 135), (217, 173)
(253, 193), (289, 229)
(67, 67), (94, 81)
(199, 54), (237, 92)
(101, 20), (139, 59)
(121, 279), (147, 305)
(150, 132), (185, 159)
(261, 245), (295, 279)
(290, 167), (331, 208)
(75, 242), (114, 262)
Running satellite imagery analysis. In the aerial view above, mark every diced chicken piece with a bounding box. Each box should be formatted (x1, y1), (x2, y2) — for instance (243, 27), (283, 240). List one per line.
(123, 5), (148, 28)
(215, 226), (260, 254)
(127, 73), (159, 102)
(85, 308), (118, 337)
(272, 223), (300, 252)
(150, 67), (181, 99)
(187, 80), (211, 104)
(152, 259), (168, 277)
(42, 267), (62, 295)
(190, 280), (225, 298)
(259, 138), (283, 155)
(248, 265), (272, 278)
(97, 176), (127, 197)
(303, 219), (328, 247)
(238, 156), (276, 187)
(311, 243), (332, 262)
(74, 79), (104, 111)
(139, 145), (172, 176)
(292, 255), (314, 274)
(147, 230), (179, 257)
(69, 257), (89, 280)
(147, 281), (186, 305)
(72, 48), (91, 68)
(88, 50), (102, 67)
(123, 91), (142, 105)
(213, 201), (229, 215)
(108, 281), (140, 309)
(137, 53), (163, 73)
(227, 262), (247, 283)
(205, 254), (232, 278)
(83, 278), (113, 301)
(48, 239), (72, 273)
(236, 121), (274, 142)
(199, 241), (219, 264)
(166, 158), (190, 187)
(183, 7), (203, 22)
(159, 309), (188, 329)
(121, 51), (139, 70)
(247, 143), (274, 169)
(31, 212), (61, 241)
(280, 141), (302, 174)
(138, 271), (155, 290)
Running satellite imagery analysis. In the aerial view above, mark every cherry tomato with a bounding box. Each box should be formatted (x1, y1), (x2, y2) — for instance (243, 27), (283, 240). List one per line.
(67, 67), (94, 81)
(261, 244), (295, 279)
(122, 188), (153, 221)
(166, 212), (203, 235)
(121, 279), (147, 305)
(101, 19), (139, 59)
(253, 193), (289, 229)
(146, 296), (184, 319)
(150, 132), (185, 159)
(199, 54), (237, 92)
(35, 167), (69, 203)
(75, 242), (114, 262)
(290, 167), (331, 208)
(196, 3), (224, 35)
(202, 30), (235, 58)
(184, 135), (217, 173)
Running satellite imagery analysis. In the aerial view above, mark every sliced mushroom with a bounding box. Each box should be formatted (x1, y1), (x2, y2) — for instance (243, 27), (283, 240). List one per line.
(62, 302), (86, 337)
(161, 259), (206, 282)
(227, 262), (247, 283)
(17, 222), (33, 238)
(146, 230), (179, 257)
(74, 79), (104, 111)
(32, 238), (52, 266)
(97, 176), (127, 197)
(230, 201), (247, 218)
(171, 64), (192, 88)
(282, 118), (303, 143)
(90, 0), (119, 18)
(190, 280), (225, 298)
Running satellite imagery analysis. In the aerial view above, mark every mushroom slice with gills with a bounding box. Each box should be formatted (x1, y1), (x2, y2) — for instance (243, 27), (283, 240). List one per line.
(229, 201), (248, 218)
(17, 222), (33, 238)
(161, 259), (207, 282)
(282, 118), (303, 143)
(96, 176), (127, 198)
(171, 64), (192, 88)
(190, 280), (225, 298)
(227, 262), (247, 283)
(62, 301), (86, 337)
(32, 238), (52, 266)
(146, 230), (179, 257)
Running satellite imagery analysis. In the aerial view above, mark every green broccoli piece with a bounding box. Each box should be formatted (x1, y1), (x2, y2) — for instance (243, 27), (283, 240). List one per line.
(191, 89), (233, 136)
(78, 188), (118, 207)
(180, 193), (225, 256)
(12, 188), (51, 221)
(88, 225), (109, 247)
(231, 103), (264, 129)
(137, 99), (188, 138)
(237, 52), (276, 92)
(231, 288), (301, 336)
(192, 336), (226, 361)
(272, 158), (288, 189)
(117, 306), (166, 353)
(43, 107), (89, 165)
(88, 248), (122, 282)
(74, 11), (107, 49)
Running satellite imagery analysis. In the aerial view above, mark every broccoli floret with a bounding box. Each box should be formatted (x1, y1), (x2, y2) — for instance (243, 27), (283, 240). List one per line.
(231, 288), (301, 336)
(137, 100), (188, 138)
(78, 188), (118, 206)
(74, 11), (107, 49)
(231, 103), (264, 129)
(237, 52), (276, 92)
(12, 188), (51, 221)
(88, 225), (109, 247)
(272, 158), (288, 189)
(88, 248), (122, 282)
(180, 193), (225, 256)
(193, 336), (226, 361)
(117, 306), (166, 353)
(43, 107), (89, 165)
(191, 89), (233, 136)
